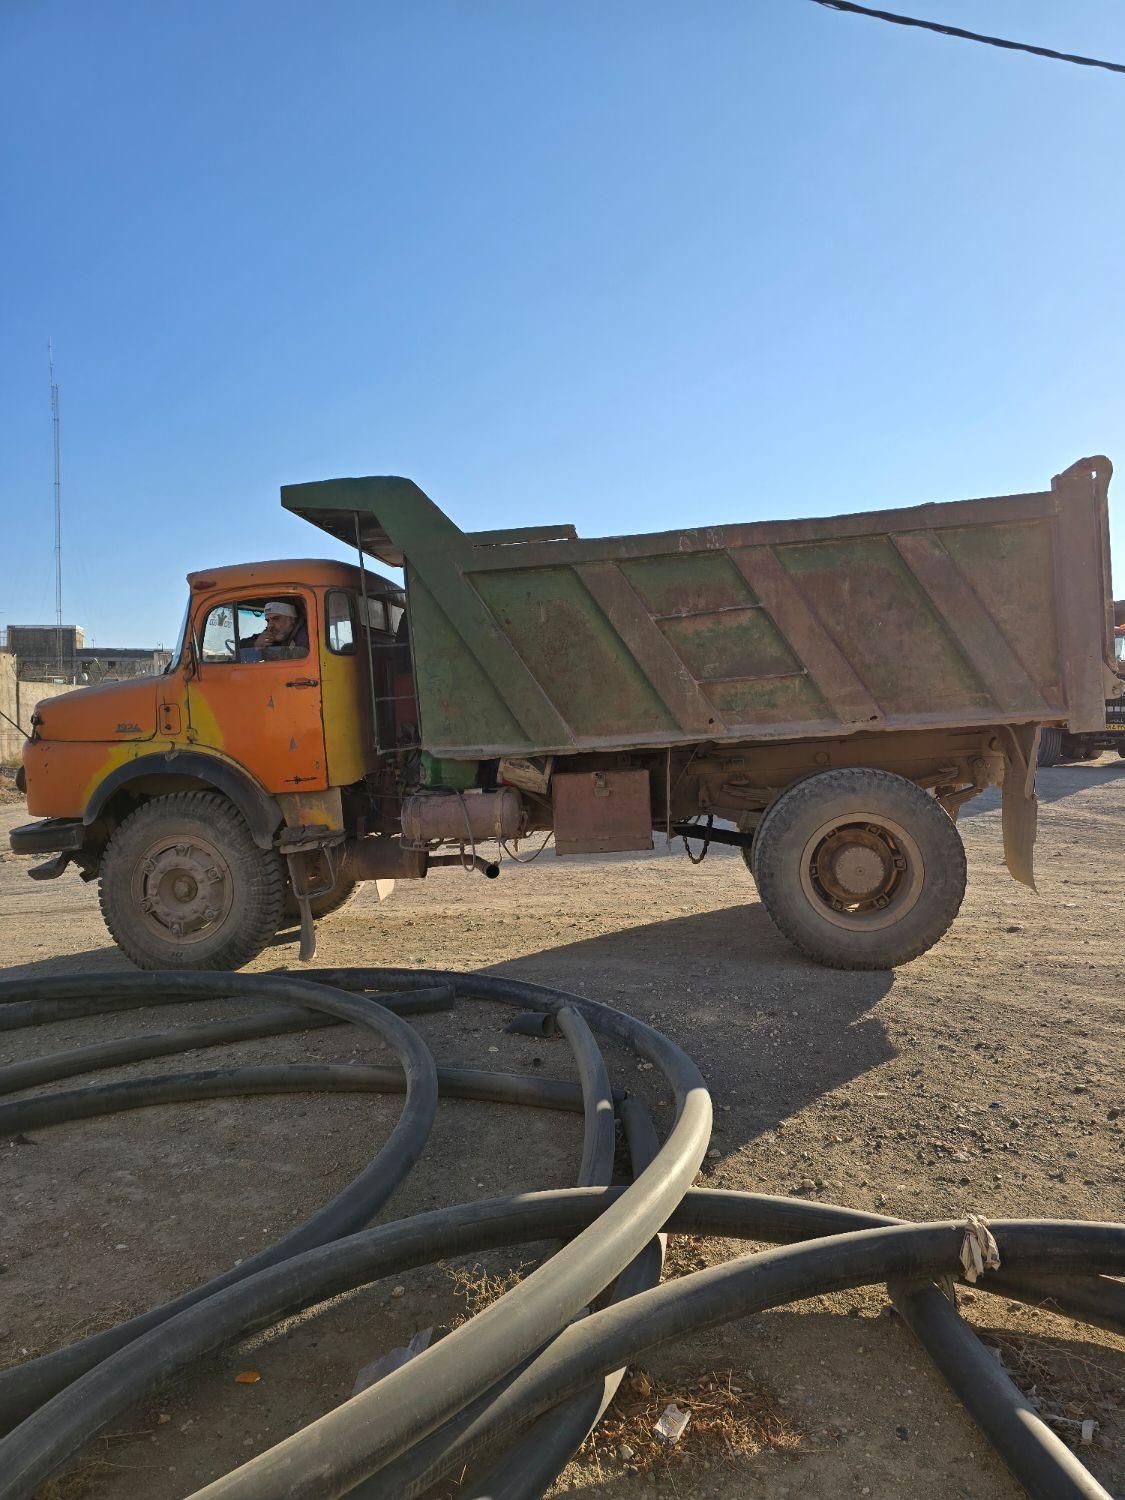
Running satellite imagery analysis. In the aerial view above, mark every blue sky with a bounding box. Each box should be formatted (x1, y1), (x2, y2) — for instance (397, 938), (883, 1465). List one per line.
(2, 1), (1123, 648)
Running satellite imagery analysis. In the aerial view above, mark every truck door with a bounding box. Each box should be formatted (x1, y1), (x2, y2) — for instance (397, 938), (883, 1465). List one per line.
(187, 590), (328, 791)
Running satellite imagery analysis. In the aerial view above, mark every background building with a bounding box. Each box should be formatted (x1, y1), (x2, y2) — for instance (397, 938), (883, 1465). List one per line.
(2, 626), (171, 683)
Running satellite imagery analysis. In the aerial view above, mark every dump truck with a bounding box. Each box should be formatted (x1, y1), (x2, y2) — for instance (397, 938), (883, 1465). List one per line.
(1036, 598), (1125, 765)
(11, 456), (1120, 971)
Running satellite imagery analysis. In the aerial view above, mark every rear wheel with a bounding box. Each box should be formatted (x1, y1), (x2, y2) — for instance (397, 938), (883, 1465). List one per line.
(752, 768), (966, 970)
(1036, 728), (1063, 767)
(98, 791), (285, 970)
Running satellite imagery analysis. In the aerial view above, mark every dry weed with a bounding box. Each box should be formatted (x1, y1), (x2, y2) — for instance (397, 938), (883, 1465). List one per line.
(35, 1434), (158, 1500)
(445, 1261), (531, 1326)
(984, 1329), (1123, 1449)
(36, 1466), (105, 1500)
(586, 1367), (802, 1478)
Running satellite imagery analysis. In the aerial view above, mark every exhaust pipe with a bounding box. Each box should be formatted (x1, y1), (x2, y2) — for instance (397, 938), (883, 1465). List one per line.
(427, 854), (501, 878)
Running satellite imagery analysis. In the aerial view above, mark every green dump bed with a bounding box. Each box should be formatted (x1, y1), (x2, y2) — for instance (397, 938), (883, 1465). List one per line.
(284, 457), (1119, 759)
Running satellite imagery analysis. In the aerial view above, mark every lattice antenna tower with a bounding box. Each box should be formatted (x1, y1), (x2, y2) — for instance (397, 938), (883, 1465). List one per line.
(49, 340), (63, 676)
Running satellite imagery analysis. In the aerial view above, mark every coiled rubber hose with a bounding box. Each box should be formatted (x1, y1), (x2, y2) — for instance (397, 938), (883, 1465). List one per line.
(0, 966), (1120, 1500)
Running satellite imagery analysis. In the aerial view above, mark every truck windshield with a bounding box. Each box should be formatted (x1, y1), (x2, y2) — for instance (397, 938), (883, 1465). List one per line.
(164, 597), (192, 674)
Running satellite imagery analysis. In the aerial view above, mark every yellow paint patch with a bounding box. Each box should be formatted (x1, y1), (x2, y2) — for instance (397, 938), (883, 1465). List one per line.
(182, 686), (226, 753)
(278, 787), (344, 831)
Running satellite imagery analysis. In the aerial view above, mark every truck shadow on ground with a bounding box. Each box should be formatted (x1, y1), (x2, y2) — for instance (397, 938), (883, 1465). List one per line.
(481, 900), (898, 1149)
(0, 942), (133, 982)
(1, 899), (897, 1148)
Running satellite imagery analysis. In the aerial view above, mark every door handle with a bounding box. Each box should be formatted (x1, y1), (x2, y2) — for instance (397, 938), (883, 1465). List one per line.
(286, 678), (320, 688)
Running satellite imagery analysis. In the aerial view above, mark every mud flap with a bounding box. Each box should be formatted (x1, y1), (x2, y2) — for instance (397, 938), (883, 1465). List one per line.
(296, 895), (317, 962)
(284, 849), (325, 962)
(997, 725), (1038, 891)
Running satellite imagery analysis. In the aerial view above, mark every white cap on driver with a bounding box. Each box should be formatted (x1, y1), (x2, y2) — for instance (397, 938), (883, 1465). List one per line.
(263, 600), (298, 618)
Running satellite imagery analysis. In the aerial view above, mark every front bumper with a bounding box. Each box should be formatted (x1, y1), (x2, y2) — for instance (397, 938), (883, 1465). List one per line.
(9, 819), (88, 856)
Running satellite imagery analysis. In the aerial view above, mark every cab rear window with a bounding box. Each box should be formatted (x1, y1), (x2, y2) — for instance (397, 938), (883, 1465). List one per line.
(326, 592), (355, 655)
(330, 591), (406, 646)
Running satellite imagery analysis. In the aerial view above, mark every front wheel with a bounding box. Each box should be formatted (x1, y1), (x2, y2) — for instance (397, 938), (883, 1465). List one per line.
(751, 768), (967, 970)
(98, 791), (286, 970)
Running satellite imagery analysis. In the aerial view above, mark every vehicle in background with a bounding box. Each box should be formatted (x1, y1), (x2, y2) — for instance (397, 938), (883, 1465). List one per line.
(11, 456), (1120, 972)
(1036, 599), (1125, 766)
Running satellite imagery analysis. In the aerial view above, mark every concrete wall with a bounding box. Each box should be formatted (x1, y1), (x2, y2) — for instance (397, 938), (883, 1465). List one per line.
(0, 654), (73, 764)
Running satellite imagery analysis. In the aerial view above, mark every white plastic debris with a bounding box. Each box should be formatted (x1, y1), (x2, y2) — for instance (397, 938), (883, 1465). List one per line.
(352, 1327), (432, 1395)
(1081, 1419), (1097, 1445)
(653, 1402), (691, 1444)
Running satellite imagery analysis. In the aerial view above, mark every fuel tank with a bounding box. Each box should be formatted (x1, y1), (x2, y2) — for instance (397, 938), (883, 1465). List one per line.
(400, 788), (524, 845)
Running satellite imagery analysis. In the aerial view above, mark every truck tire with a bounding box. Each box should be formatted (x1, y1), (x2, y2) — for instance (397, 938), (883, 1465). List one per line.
(752, 768), (966, 970)
(1036, 728), (1063, 767)
(740, 771), (825, 885)
(1061, 734), (1100, 762)
(98, 791), (286, 971)
(279, 874), (358, 928)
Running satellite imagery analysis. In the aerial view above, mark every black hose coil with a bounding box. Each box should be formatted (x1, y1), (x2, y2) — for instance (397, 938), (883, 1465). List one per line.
(0, 965), (1120, 1500)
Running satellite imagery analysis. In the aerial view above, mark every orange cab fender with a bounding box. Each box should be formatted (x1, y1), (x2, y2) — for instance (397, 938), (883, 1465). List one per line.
(84, 752), (283, 851)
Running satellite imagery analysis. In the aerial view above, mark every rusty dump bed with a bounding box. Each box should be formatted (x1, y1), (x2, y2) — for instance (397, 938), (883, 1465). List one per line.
(283, 457), (1118, 760)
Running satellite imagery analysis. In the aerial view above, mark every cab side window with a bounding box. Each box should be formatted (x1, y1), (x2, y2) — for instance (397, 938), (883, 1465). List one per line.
(199, 597), (309, 664)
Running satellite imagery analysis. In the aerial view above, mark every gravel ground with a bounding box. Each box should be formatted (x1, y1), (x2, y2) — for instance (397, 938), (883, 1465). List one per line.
(0, 759), (1123, 1500)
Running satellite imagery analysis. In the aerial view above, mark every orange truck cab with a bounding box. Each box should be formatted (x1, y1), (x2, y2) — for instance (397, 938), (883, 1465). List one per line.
(12, 558), (410, 967)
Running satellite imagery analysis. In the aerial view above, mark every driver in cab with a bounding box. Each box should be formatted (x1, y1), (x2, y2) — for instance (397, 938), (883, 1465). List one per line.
(242, 600), (309, 659)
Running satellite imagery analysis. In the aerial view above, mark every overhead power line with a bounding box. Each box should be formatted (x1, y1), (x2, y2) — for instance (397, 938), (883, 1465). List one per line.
(810, 0), (1125, 76)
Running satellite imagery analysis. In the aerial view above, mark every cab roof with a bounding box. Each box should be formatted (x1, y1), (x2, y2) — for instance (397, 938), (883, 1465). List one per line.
(185, 558), (403, 598)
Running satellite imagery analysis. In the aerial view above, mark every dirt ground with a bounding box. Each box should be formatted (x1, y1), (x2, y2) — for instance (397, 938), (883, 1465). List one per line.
(1, 760), (1123, 1500)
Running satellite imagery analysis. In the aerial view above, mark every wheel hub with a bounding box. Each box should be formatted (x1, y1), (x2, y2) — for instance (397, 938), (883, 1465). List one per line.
(800, 816), (922, 929)
(814, 827), (899, 904)
(133, 837), (233, 943)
